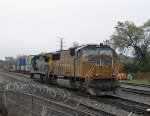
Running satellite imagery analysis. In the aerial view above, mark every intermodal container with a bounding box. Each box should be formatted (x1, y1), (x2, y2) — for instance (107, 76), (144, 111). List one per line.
(25, 64), (31, 71)
(17, 59), (27, 65)
(21, 65), (26, 71)
(3, 64), (8, 70)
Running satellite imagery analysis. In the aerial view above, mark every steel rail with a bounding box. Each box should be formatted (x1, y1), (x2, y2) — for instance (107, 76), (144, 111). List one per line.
(97, 96), (150, 115)
(121, 81), (150, 88)
(121, 87), (150, 96)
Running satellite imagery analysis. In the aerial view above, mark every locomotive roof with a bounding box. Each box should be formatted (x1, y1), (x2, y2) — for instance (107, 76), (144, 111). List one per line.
(75, 44), (111, 52)
(32, 53), (52, 59)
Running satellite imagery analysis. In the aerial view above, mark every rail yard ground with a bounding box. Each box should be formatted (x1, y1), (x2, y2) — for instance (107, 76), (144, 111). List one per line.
(0, 70), (150, 116)
(123, 80), (150, 85)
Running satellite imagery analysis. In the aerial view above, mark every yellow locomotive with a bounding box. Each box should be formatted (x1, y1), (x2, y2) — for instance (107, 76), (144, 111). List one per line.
(31, 44), (121, 96)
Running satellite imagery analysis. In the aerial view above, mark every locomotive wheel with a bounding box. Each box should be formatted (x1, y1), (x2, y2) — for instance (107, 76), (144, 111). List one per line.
(87, 87), (97, 96)
(79, 87), (86, 93)
(48, 74), (53, 84)
(113, 87), (121, 94)
(30, 73), (33, 79)
(40, 75), (44, 82)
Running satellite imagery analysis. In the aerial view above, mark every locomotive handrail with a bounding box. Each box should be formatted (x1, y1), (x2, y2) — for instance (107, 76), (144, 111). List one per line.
(112, 65), (120, 80)
(85, 65), (96, 79)
(85, 66), (93, 78)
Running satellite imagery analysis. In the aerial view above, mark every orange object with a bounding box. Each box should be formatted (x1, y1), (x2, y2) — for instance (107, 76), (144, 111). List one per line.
(119, 73), (126, 80)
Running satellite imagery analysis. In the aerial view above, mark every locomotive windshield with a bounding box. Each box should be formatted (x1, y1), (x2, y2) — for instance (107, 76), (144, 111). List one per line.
(83, 49), (98, 56)
(100, 50), (112, 56)
(83, 49), (112, 56)
(90, 59), (112, 66)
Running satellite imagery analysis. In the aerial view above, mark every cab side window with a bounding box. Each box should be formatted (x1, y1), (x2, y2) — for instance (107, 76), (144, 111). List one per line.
(77, 50), (82, 57)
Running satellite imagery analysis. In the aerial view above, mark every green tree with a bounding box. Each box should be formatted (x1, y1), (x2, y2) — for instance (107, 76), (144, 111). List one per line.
(111, 21), (150, 65)
(122, 62), (140, 73)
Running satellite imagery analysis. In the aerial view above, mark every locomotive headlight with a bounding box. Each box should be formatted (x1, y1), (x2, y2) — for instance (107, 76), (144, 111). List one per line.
(112, 73), (115, 76)
(96, 74), (99, 77)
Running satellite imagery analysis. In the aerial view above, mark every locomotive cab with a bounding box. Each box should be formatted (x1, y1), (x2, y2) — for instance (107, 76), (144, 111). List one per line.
(74, 44), (120, 95)
(75, 45), (117, 79)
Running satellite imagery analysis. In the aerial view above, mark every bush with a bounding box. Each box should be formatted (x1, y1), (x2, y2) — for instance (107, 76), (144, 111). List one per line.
(140, 65), (150, 73)
(122, 63), (150, 73)
(122, 63), (140, 73)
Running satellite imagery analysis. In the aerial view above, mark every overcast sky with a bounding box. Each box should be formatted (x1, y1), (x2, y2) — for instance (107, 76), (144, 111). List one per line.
(0, 0), (149, 60)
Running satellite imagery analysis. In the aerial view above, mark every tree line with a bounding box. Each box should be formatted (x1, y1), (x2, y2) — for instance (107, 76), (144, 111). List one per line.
(106, 19), (150, 73)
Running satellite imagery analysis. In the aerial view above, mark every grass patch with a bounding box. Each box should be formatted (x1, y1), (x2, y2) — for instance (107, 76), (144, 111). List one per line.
(125, 80), (150, 84)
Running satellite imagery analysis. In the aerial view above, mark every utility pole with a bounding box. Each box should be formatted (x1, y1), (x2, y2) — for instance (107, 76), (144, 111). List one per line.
(60, 38), (63, 52)
(58, 38), (65, 52)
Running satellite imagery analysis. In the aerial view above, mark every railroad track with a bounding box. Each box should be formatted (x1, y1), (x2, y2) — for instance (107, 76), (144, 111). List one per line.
(0, 70), (116, 116)
(2, 70), (30, 78)
(121, 87), (150, 96)
(96, 96), (150, 115)
(121, 81), (150, 88)
(73, 92), (150, 115)
(121, 81), (150, 96)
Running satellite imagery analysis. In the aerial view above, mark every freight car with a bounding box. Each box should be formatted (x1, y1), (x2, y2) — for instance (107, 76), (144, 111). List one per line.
(16, 55), (34, 74)
(31, 44), (121, 96)
(3, 64), (9, 71)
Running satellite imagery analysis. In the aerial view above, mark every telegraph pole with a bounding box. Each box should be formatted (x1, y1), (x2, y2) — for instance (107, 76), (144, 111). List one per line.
(60, 38), (63, 52)
(58, 38), (65, 52)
